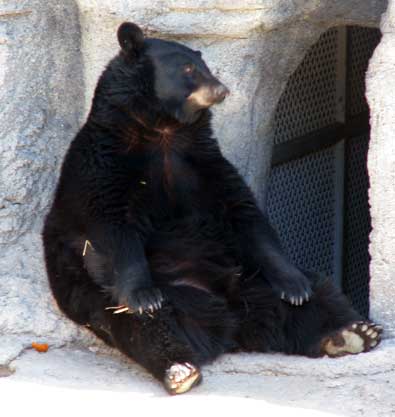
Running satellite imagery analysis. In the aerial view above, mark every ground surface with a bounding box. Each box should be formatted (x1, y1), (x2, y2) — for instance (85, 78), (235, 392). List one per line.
(1, 339), (395, 416)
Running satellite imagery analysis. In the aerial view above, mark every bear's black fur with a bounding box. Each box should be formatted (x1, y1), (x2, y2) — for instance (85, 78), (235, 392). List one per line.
(42, 22), (380, 394)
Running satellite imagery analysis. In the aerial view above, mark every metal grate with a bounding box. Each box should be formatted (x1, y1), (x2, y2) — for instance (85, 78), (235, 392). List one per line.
(274, 28), (339, 145)
(267, 146), (337, 276)
(266, 26), (381, 318)
(342, 134), (371, 317)
(342, 26), (380, 316)
(347, 27), (381, 117)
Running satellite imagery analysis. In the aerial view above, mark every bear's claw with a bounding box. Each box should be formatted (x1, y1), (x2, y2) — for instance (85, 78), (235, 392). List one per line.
(271, 272), (312, 306)
(125, 287), (164, 314)
(321, 321), (383, 357)
(108, 287), (164, 315)
(164, 362), (202, 395)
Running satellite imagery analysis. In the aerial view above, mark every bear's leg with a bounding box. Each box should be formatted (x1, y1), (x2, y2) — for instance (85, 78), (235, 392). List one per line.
(107, 286), (237, 395)
(44, 232), (238, 394)
(280, 272), (383, 357)
(44, 237), (202, 394)
(44, 236), (202, 394)
(43, 233), (115, 345)
(236, 272), (382, 357)
(108, 306), (202, 395)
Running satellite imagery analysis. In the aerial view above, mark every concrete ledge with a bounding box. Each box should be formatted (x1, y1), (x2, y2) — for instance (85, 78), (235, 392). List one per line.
(1, 341), (394, 416)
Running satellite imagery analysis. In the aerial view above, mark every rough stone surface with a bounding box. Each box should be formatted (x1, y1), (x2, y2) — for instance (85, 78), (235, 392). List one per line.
(0, 1), (84, 244)
(1, 0), (394, 404)
(0, 1), (88, 353)
(366, 1), (395, 338)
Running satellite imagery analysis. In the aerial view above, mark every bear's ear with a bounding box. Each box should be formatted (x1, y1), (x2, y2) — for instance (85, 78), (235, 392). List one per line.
(117, 22), (144, 54)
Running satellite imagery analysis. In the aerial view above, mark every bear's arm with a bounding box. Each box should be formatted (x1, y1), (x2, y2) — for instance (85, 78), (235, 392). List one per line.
(60, 137), (163, 313)
(202, 148), (312, 305)
(86, 223), (162, 310)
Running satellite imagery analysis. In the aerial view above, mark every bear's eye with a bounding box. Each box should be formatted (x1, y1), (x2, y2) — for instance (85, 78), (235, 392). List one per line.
(183, 64), (195, 74)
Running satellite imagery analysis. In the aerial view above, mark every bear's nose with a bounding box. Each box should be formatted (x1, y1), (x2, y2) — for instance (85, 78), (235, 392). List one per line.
(213, 84), (230, 103)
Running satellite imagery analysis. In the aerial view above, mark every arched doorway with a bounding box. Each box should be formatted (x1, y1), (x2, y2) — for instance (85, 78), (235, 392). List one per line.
(266, 26), (381, 317)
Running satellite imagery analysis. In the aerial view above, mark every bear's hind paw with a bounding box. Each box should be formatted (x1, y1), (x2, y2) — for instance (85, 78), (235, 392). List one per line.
(164, 362), (202, 395)
(321, 321), (383, 357)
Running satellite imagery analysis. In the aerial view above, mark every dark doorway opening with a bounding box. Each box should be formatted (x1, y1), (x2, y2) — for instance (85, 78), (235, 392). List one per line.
(266, 26), (381, 318)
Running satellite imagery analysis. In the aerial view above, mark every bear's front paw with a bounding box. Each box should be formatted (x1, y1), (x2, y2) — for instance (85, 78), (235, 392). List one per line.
(269, 270), (312, 306)
(108, 287), (164, 315)
(128, 287), (164, 314)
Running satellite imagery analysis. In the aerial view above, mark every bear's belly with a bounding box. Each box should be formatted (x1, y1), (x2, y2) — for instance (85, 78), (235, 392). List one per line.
(145, 213), (241, 295)
(126, 152), (241, 294)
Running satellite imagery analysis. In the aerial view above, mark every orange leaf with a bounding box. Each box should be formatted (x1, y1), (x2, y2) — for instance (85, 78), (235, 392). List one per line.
(31, 342), (49, 353)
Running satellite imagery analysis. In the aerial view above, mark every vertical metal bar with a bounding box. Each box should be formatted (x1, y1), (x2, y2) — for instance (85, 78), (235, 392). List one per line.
(333, 140), (345, 288)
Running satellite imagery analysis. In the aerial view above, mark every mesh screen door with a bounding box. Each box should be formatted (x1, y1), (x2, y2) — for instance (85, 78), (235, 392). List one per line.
(266, 26), (381, 318)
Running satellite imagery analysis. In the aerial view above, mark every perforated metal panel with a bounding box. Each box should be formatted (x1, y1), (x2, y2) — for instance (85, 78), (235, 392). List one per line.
(342, 27), (380, 317)
(343, 134), (371, 317)
(274, 28), (339, 145)
(266, 26), (381, 318)
(268, 28), (343, 280)
(266, 147), (337, 276)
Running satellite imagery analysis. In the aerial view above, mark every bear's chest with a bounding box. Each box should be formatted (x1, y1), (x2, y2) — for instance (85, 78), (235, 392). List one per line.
(128, 148), (208, 217)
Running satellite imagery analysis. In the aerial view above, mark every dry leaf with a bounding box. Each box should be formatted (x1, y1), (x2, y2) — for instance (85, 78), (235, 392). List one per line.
(31, 342), (49, 353)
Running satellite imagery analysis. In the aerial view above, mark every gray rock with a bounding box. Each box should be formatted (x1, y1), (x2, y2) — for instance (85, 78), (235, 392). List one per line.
(0, 0), (87, 356)
(366, 1), (395, 338)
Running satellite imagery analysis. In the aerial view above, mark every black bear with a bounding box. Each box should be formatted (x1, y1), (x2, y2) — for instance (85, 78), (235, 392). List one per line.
(42, 22), (382, 395)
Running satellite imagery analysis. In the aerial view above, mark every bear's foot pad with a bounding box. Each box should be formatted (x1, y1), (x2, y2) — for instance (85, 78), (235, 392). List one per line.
(322, 321), (383, 357)
(164, 362), (201, 395)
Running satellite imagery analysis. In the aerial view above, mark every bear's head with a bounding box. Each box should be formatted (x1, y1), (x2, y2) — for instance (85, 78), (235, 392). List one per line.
(97, 22), (229, 125)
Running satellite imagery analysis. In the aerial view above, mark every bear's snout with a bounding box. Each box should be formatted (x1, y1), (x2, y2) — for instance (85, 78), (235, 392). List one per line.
(188, 82), (229, 109)
(211, 84), (230, 104)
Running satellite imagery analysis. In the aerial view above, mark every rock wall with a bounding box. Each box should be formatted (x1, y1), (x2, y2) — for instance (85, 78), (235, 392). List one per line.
(0, 0), (391, 361)
(366, 1), (395, 337)
(0, 1), (92, 362)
